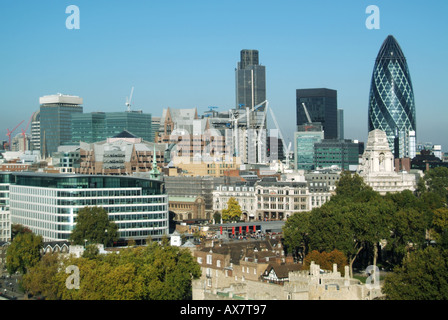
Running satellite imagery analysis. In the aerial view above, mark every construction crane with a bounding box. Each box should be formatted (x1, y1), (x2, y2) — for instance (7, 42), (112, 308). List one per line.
(301, 102), (312, 124)
(21, 112), (35, 151)
(125, 86), (134, 112)
(6, 120), (24, 151)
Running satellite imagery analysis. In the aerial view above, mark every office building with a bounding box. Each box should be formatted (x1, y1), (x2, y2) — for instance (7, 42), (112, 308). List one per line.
(235, 49), (266, 109)
(368, 35), (417, 158)
(0, 173), (13, 242)
(337, 109), (344, 140)
(39, 94), (83, 157)
(294, 126), (324, 171)
(30, 110), (41, 152)
(9, 172), (168, 243)
(235, 50), (268, 164)
(313, 139), (360, 170)
(71, 111), (153, 144)
(296, 88), (338, 139)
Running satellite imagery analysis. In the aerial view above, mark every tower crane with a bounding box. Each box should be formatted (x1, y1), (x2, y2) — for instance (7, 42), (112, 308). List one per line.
(301, 102), (312, 124)
(6, 120), (24, 151)
(125, 86), (134, 112)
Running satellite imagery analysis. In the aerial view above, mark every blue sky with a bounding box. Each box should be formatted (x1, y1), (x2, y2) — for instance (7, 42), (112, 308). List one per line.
(1, 0), (447, 152)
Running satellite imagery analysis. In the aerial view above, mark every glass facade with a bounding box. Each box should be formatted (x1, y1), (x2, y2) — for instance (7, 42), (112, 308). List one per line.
(313, 140), (359, 170)
(40, 103), (83, 157)
(368, 35), (416, 157)
(296, 88), (338, 140)
(9, 173), (168, 242)
(71, 111), (153, 144)
(294, 131), (324, 170)
(235, 50), (266, 109)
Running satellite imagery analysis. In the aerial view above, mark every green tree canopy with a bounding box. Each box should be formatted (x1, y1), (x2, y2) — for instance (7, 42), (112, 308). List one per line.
(382, 246), (448, 300)
(282, 211), (311, 261)
(423, 167), (448, 205)
(21, 241), (201, 300)
(222, 197), (242, 222)
(70, 206), (119, 247)
(6, 231), (43, 274)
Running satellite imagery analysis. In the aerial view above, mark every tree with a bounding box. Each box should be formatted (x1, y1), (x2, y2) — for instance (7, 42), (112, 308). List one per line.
(423, 167), (448, 205)
(303, 249), (348, 275)
(70, 206), (119, 247)
(382, 246), (448, 300)
(21, 242), (201, 300)
(6, 231), (43, 275)
(333, 170), (373, 201)
(21, 253), (61, 300)
(282, 211), (311, 262)
(222, 197), (242, 222)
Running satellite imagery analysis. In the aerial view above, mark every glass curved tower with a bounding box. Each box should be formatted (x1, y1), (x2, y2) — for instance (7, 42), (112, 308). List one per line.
(368, 35), (416, 158)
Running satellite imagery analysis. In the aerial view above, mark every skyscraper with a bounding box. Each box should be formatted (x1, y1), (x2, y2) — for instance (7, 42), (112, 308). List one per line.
(235, 49), (266, 109)
(368, 35), (417, 158)
(296, 88), (338, 140)
(234, 50), (267, 164)
(39, 94), (83, 157)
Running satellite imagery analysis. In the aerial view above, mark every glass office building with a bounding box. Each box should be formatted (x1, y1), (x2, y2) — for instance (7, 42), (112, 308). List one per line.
(9, 172), (168, 243)
(39, 94), (83, 157)
(235, 49), (266, 109)
(296, 88), (338, 140)
(71, 111), (153, 144)
(313, 139), (360, 170)
(368, 35), (417, 157)
(294, 130), (324, 171)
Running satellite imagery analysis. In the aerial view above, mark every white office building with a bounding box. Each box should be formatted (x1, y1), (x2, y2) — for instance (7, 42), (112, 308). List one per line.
(8, 172), (169, 243)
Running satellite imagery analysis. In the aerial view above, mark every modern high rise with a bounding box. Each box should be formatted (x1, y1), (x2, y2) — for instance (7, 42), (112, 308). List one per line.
(368, 35), (417, 158)
(235, 50), (267, 163)
(235, 49), (266, 109)
(39, 94), (83, 157)
(296, 88), (338, 140)
(337, 109), (344, 140)
(71, 111), (153, 144)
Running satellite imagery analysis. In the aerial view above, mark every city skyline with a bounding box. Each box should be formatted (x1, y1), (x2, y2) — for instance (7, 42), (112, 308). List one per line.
(1, 1), (447, 152)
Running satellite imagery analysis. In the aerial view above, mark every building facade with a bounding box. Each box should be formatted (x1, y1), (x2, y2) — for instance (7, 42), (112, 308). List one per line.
(368, 35), (417, 158)
(296, 88), (338, 140)
(313, 139), (360, 170)
(235, 49), (266, 110)
(357, 129), (419, 195)
(71, 111), (153, 144)
(294, 129), (324, 170)
(39, 94), (83, 158)
(9, 172), (169, 243)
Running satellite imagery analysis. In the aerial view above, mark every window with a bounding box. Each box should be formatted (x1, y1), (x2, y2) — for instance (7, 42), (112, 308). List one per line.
(206, 254), (212, 265)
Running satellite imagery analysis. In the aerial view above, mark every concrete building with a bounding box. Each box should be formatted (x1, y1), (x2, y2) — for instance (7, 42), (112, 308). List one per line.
(213, 183), (257, 221)
(74, 130), (166, 176)
(357, 129), (419, 195)
(192, 241), (383, 300)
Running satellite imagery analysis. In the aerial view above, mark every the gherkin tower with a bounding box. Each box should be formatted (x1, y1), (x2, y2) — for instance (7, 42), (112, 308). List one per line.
(368, 35), (416, 157)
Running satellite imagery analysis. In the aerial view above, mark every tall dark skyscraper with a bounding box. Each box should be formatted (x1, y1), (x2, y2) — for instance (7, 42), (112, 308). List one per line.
(368, 35), (417, 158)
(296, 88), (338, 140)
(235, 49), (266, 110)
